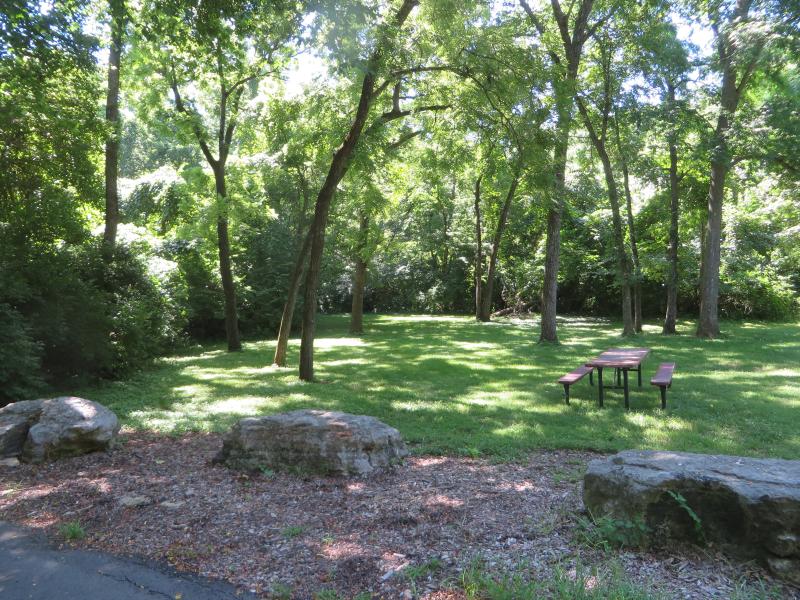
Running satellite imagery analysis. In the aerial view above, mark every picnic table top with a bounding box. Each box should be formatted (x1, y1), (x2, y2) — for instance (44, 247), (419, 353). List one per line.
(585, 347), (651, 369)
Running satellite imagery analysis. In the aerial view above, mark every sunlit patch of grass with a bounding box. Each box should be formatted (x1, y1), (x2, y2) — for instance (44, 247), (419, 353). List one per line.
(71, 314), (800, 459)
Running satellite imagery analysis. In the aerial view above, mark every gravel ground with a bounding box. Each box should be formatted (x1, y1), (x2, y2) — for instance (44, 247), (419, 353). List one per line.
(1, 431), (797, 599)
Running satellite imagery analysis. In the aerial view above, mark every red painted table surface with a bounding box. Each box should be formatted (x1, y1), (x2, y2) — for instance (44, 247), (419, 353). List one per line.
(585, 348), (650, 369)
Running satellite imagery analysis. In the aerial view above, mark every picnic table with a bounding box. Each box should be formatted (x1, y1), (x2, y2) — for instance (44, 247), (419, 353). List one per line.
(585, 348), (651, 409)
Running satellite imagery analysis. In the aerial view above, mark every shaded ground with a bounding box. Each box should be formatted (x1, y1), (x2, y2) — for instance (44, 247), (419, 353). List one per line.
(71, 315), (800, 460)
(0, 520), (257, 600)
(1, 432), (795, 599)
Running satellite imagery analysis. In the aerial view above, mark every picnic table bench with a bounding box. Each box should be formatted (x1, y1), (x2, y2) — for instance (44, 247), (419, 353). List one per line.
(558, 365), (593, 404)
(651, 362), (676, 409)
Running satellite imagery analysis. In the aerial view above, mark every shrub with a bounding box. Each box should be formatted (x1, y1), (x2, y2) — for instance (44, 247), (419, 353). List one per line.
(0, 303), (45, 406)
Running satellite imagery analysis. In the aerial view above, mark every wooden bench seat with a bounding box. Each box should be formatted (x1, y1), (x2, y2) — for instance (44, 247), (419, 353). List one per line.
(558, 365), (594, 404)
(650, 362), (675, 409)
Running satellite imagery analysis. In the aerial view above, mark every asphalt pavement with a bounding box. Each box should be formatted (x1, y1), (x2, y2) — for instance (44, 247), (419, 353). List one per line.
(0, 521), (258, 600)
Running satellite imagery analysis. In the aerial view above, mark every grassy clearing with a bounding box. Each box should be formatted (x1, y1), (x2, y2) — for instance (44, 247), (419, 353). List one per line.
(74, 314), (800, 459)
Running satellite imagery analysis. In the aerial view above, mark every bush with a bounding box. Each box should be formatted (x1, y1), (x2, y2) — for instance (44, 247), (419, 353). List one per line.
(0, 234), (189, 401)
(0, 303), (45, 406)
(236, 220), (300, 335)
(720, 267), (799, 320)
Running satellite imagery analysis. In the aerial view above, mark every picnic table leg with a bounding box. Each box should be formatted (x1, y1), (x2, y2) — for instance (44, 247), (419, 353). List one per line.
(563, 383), (570, 405)
(597, 367), (604, 407)
(637, 366), (642, 387)
(623, 369), (630, 410)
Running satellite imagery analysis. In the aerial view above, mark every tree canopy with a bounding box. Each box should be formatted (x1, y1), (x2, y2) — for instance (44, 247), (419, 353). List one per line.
(1, 0), (798, 397)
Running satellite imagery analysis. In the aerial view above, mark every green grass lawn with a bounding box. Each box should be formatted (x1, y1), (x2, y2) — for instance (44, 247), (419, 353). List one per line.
(74, 314), (800, 460)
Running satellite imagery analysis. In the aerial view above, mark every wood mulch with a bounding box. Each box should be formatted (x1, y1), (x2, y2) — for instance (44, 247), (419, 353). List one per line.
(1, 431), (797, 599)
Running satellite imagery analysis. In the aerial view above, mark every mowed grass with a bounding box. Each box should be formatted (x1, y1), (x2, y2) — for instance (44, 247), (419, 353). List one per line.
(73, 314), (800, 460)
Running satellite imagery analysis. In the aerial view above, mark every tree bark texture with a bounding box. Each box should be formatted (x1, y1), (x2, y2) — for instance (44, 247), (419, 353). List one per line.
(473, 175), (484, 321)
(350, 213), (369, 334)
(298, 0), (419, 381)
(480, 175), (519, 321)
(663, 82), (680, 335)
(103, 0), (124, 249)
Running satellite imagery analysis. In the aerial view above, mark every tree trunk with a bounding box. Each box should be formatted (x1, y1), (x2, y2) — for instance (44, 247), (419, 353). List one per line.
(577, 99), (635, 336)
(273, 170), (313, 367)
(350, 213), (369, 334)
(539, 109), (570, 342)
(273, 228), (312, 366)
(480, 175), (519, 321)
(615, 121), (642, 332)
(697, 0), (754, 338)
(521, 0), (593, 343)
(298, 0), (419, 381)
(103, 0), (123, 249)
(663, 82), (680, 335)
(600, 151), (635, 336)
(213, 169), (242, 352)
(473, 175), (484, 322)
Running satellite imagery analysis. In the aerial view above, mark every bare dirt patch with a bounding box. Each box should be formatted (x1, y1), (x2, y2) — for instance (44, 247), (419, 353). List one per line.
(0, 431), (796, 599)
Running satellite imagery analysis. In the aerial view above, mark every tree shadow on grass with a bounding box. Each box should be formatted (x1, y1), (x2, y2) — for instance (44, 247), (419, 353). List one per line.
(74, 315), (800, 459)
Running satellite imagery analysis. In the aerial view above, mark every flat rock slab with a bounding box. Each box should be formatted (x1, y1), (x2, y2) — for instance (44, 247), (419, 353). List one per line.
(584, 450), (800, 584)
(0, 521), (256, 600)
(215, 409), (408, 476)
(0, 397), (119, 463)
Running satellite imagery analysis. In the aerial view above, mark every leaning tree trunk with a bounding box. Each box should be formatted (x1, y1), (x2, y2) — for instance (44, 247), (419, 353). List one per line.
(273, 229), (312, 366)
(298, 0), (418, 382)
(273, 169), (313, 366)
(103, 0), (123, 250)
(480, 175), (519, 322)
(350, 213), (369, 334)
(473, 175), (484, 322)
(213, 168), (242, 352)
(663, 82), (680, 335)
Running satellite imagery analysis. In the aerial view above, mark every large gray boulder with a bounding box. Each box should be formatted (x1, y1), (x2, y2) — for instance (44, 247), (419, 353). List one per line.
(584, 450), (800, 584)
(0, 397), (119, 463)
(215, 409), (408, 476)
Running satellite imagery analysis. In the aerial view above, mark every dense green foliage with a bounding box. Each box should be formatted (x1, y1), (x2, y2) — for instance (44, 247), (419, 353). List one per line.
(74, 315), (800, 459)
(1, 0), (798, 400)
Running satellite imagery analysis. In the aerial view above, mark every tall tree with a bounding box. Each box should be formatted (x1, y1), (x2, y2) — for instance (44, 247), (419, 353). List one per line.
(138, 0), (299, 351)
(103, 0), (125, 249)
(298, 0), (454, 380)
(663, 80), (682, 334)
(634, 18), (691, 334)
(520, 0), (609, 342)
(576, 38), (635, 336)
(696, 0), (763, 337)
(613, 114), (642, 332)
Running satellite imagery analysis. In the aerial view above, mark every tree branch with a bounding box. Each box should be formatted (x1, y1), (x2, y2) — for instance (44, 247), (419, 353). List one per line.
(167, 63), (217, 168)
